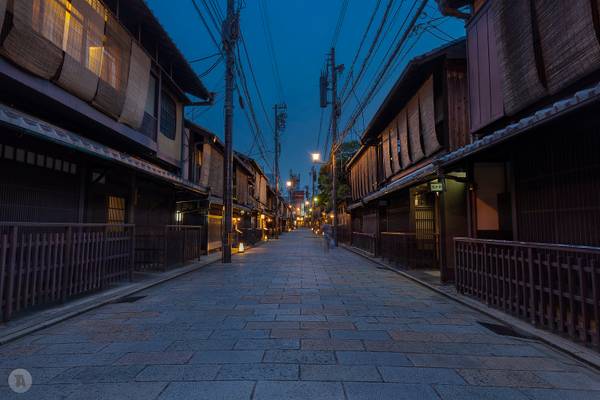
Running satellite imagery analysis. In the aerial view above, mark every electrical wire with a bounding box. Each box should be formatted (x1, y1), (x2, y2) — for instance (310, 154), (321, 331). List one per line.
(258, 0), (285, 102)
(336, 0), (428, 152)
(331, 0), (350, 48)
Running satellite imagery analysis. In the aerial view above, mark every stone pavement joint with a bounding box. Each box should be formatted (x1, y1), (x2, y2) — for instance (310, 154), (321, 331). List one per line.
(1, 229), (599, 400)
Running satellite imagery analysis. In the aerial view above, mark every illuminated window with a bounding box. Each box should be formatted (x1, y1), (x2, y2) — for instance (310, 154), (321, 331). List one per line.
(160, 91), (177, 140)
(88, 46), (104, 76)
(100, 49), (118, 88)
(32, 0), (67, 48)
(107, 195), (126, 225)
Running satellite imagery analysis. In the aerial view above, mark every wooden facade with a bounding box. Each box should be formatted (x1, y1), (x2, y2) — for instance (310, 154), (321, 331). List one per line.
(0, 1), (287, 321)
(423, 0), (600, 349)
(346, 41), (469, 281)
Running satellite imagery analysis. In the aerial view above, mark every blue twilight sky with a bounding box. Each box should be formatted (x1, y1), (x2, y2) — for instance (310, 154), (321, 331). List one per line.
(146, 0), (466, 190)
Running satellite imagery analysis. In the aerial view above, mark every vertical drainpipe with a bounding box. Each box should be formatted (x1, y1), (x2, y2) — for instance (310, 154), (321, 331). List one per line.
(438, 169), (448, 283)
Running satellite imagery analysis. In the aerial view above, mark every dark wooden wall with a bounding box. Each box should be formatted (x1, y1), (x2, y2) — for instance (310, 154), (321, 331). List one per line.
(0, 157), (80, 222)
(515, 117), (600, 247)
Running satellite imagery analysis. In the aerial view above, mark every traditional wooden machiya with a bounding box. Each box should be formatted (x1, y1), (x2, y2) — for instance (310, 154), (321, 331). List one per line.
(0, 0), (287, 321)
(435, 0), (600, 349)
(346, 40), (469, 282)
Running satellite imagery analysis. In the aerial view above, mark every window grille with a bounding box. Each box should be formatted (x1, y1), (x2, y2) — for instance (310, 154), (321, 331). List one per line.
(160, 91), (177, 140)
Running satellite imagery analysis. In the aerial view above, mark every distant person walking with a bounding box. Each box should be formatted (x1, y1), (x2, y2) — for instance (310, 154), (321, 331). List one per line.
(322, 223), (332, 252)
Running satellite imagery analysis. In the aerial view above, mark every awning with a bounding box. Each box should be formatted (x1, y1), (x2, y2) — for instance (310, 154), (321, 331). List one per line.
(0, 103), (208, 194)
(348, 81), (600, 211)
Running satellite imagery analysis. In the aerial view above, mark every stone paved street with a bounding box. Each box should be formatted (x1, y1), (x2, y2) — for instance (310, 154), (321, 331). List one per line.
(1, 229), (600, 399)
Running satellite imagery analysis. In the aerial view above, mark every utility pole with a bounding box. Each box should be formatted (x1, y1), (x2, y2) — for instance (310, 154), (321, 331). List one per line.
(320, 49), (342, 245)
(273, 103), (286, 238)
(222, 0), (238, 263)
(330, 48), (341, 247)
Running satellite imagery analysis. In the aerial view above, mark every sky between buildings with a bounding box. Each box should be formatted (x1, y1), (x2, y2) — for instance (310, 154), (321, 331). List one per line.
(146, 0), (466, 191)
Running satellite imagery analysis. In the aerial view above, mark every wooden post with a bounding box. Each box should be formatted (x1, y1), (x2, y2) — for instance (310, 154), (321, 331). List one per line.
(61, 226), (73, 303)
(129, 225), (136, 282)
(438, 171), (448, 283)
(5, 226), (18, 321)
(528, 247), (535, 324)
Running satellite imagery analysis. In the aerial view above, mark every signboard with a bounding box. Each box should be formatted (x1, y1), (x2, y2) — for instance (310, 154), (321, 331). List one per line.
(429, 182), (444, 192)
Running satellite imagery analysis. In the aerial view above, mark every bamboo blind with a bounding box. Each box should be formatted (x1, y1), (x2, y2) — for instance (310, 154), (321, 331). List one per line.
(369, 146), (377, 192)
(535, 0), (600, 95)
(119, 42), (151, 129)
(419, 76), (441, 156)
(56, 0), (105, 101)
(407, 95), (424, 163)
(389, 119), (400, 173)
(397, 110), (411, 169)
(493, 0), (547, 115)
(2, 0), (65, 79)
(236, 169), (249, 205)
(0, 0), (7, 34)
(200, 143), (212, 188)
(209, 146), (224, 197)
(259, 174), (267, 205)
(92, 14), (131, 118)
(382, 129), (392, 179)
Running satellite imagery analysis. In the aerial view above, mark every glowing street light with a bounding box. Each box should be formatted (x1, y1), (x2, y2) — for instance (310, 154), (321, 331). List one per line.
(305, 201), (309, 206)
(311, 153), (321, 163)
(286, 181), (292, 188)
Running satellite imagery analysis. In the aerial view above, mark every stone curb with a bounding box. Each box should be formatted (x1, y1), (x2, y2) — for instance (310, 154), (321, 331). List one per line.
(339, 243), (600, 371)
(0, 237), (272, 347)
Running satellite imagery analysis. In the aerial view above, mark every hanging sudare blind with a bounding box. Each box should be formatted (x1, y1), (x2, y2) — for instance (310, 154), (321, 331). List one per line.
(1, 0), (67, 79)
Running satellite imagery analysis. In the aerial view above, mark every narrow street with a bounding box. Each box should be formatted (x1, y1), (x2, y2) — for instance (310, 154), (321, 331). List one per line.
(1, 230), (599, 400)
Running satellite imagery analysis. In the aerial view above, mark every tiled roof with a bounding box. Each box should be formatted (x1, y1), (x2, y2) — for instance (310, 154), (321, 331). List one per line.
(0, 103), (209, 194)
(347, 81), (600, 211)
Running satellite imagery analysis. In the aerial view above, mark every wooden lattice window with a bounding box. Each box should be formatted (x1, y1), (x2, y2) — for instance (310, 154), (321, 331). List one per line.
(160, 91), (177, 140)
(107, 195), (126, 225)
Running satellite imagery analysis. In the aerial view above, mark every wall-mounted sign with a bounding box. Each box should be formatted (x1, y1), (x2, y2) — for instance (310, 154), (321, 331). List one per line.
(429, 182), (444, 192)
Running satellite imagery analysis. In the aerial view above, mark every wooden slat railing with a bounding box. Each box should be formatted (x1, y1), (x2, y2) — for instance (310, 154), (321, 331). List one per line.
(336, 225), (351, 245)
(351, 232), (376, 255)
(135, 225), (205, 271)
(0, 223), (135, 321)
(240, 228), (263, 246)
(455, 237), (600, 349)
(380, 232), (439, 269)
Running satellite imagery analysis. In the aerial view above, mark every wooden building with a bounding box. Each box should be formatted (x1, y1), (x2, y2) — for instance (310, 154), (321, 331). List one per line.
(0, 0), (284, 321)
(184, 121), (282, 250)
(346, 40), (470, 282)
(434, 0), (600, 349)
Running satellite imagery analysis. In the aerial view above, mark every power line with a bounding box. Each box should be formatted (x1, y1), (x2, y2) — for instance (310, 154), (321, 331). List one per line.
(340, 0), (396, 106)
(239, 33), (275, 133)
(258, 0), (285, 102)
(189, 52), (221, 63)
(339, 0), (383, 99)
(336, 0), (427, 151)
(330, 0), (350, 48)
(191, 0), (223, 56)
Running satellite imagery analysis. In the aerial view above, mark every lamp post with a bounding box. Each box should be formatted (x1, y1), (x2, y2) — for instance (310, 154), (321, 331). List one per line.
(286, 180), (292, 204)
(310, 153), (326, 225)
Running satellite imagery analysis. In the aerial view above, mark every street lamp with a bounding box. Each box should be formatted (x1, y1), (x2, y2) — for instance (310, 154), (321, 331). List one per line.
(286, 180), (292, 203)
(311, 152), (321, 163)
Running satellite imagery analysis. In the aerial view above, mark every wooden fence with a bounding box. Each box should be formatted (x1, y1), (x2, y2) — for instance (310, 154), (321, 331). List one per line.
(455, 237), (600, 349)
(0, 223), (134, 321)
(337, 225), (351, 245)
(351, 232), (377, 255)
(380, 232), (439, 269)
(135, 225), (204, 271)
(240, 228), (263, 246)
